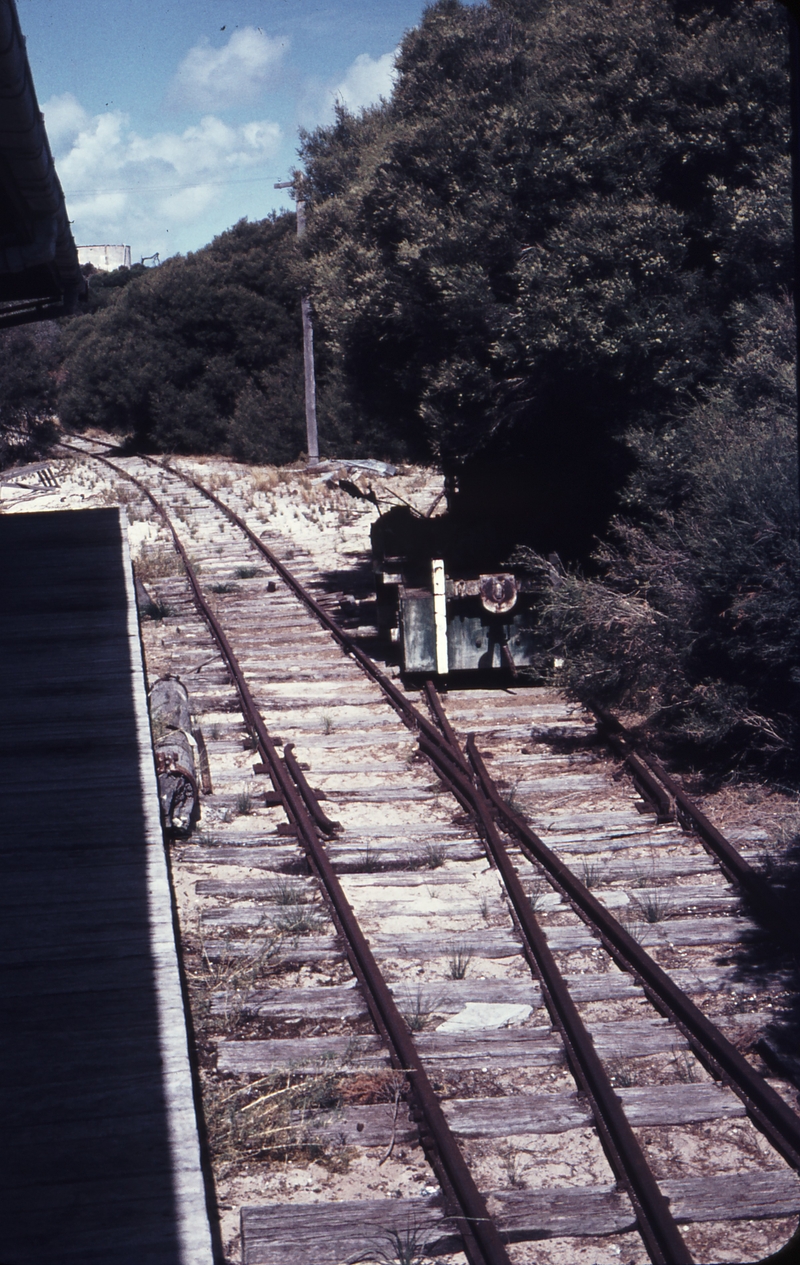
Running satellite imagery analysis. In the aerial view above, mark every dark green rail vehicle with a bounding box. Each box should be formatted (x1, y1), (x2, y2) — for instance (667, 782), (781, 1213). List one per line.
(371, 490), (543, 676)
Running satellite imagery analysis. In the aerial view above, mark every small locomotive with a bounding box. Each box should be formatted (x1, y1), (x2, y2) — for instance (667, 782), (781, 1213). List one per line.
(371, 469), (543, 676)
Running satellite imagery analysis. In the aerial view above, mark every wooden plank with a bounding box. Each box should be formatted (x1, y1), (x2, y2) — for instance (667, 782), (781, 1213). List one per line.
(217, 1018), (685, 1076)
(247, 715), (405, 733)
(295, 1082), (744, 1147)
(562, 854), (717, 881)
(200, 913), (521, 955)
(664, 1170), (800, 1222)
(189, 841), (485, 870)
(241, 1187), (633, 1265)
(200, 904), (751, 952)
(0, 508), (213, 1265)
(242, 1171), (800, 1264)
(446, 1082), (745, 1135)
(321, 787), (443, 802)
(213, 969), (748, 1022)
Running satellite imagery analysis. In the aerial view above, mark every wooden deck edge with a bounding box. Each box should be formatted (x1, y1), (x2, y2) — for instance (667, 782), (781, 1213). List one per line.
(121, 510), (216, 1265)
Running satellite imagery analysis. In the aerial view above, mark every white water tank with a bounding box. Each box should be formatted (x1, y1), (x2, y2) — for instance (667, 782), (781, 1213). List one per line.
(77, 244), (132, 271)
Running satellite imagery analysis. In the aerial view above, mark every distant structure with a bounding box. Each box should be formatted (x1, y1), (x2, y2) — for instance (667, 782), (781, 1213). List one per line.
(77, 244), (131, 272)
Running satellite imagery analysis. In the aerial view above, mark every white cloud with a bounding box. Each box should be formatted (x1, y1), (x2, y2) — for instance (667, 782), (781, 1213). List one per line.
(168, 27), (287, 112)
(43, 94), (282, 254)
(41, 92), (89, 150)
(333, 49), (398, 114)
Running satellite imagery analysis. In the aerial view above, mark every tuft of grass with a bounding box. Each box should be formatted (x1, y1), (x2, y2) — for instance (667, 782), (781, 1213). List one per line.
(235, 566), (262, 579)
(321, 713), (336, 735)
(422, 842), (446, 870)
(361, 1223), (431, 1265)
(266, 878), (309, 906)
(340, 1069), (406, 1106)
(354, 843), (380, 872)
(193, 832), (221, 848)
(271, 905), (327, 936)
(631, 890), (673, 924)
(187, 931), (282, 1030)
(498, 1142), (529, 1190)
(527, 872), (549, 912)
(447, 942), (472, 980)
(619, 902), (649, 942)
(631, 864), (658, 889)
(400, 987), (441, 1034)
(236, 788), (253, 816)
(201, 1059), (346, 1175)
(581, 860), (601, 889)
(501, 779), (522, 812)
(672, 1048), (700, 1083)
(606, 1055), (637, 1087)
(210, 581), (240, 594)
(135, 542), (182, 580)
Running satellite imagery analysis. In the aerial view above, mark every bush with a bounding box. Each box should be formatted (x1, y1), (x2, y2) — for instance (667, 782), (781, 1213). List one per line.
(536, 296), (800, 778)
(58, 216), (309, 463)
(0, 323), (60, 469)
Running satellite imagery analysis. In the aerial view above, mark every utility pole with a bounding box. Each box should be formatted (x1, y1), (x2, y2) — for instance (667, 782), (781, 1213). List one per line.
(275, 177), (319, 465)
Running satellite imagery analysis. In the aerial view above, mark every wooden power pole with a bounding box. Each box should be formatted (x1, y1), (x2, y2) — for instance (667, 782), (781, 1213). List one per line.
(275, 177), (319, 465)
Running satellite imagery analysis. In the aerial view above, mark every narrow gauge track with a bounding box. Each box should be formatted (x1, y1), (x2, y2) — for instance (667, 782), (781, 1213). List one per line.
(59, 441), (800, 1264)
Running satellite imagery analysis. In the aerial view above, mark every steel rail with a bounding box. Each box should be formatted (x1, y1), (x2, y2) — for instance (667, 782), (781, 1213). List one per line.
(282, 742), (340, 836)
(590, 703), (766, 897)
(418, 690), (693, 1264)
(126, 455), (800, 1170)
(77, 452), (800, 1217)
(85, 452), (512, 1265)
(464, 738), (800, 1172)
(157, 459), (449, 745)
(103, 449), (693, 1262)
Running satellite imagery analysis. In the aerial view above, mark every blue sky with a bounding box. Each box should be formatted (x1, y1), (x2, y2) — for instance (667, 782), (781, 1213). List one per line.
(17, 1), (480, 261)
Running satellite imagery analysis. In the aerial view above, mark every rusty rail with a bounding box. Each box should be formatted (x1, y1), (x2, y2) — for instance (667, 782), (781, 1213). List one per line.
(590, 703), (767, 896)
(462, 737), (800, 1172)
(135, 456), (800, 1176)
(76, 449), (800, 1255)
(419, 687), (693, 1264)
(87, 453), (512, 1265)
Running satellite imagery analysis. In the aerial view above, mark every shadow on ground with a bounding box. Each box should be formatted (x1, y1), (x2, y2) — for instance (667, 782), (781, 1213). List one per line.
(732, 841), (800, 1088)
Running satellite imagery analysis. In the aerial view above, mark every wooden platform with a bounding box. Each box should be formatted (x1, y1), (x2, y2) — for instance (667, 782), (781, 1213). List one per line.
(0, 509), (214, 1264)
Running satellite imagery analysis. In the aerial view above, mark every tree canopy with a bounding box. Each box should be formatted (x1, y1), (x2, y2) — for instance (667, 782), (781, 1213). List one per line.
(300, 0), (790, 554)
(58, 215), (309, 462)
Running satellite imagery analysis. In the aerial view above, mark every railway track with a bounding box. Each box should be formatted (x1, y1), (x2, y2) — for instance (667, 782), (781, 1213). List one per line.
(39, 440), (800, 1263)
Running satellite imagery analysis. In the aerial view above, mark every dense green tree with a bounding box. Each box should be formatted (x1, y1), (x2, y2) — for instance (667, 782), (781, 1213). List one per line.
(0, 322), (59, 468)
(536, 294), (800, 774)
(298, 0), (799, 772)
(59, 216), (311, 462)
(301, 0), (791, 555)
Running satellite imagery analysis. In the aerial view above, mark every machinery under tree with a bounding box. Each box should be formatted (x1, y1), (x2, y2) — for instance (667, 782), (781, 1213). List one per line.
(371, 483), (546, 678)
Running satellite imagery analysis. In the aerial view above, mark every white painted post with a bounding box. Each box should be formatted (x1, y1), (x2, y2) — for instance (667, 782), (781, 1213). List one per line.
(431, 558), (449, 675)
